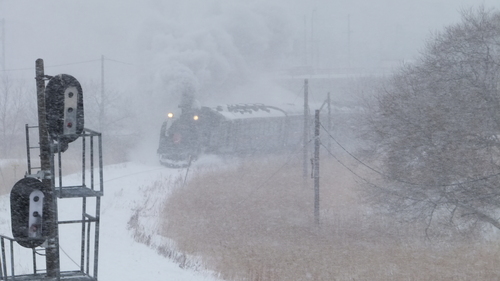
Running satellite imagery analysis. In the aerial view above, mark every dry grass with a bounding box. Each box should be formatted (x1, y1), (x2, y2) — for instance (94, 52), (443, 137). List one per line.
(161, 155), (500, 280)
(0, 133), (132, 196)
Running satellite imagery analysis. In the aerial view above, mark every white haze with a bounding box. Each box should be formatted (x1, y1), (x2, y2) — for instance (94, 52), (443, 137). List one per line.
(1, 0), (500, 158)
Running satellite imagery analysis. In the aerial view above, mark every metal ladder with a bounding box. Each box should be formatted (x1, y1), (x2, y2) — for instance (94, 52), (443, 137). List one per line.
(25, 124), (41, 177)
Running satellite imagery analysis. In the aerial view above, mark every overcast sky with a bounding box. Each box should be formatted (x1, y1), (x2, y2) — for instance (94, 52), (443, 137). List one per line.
(2, 1), (499, 77)
(1, 0), (499, 120)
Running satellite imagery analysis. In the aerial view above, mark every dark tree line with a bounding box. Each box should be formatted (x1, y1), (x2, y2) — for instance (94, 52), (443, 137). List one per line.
(367, 7), (500, 232)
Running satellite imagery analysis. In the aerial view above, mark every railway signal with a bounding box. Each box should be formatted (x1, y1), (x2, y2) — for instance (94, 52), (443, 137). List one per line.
(10, 177), (49, 248)
(3, 59), (101, 280)
(45, 74), (84, 146)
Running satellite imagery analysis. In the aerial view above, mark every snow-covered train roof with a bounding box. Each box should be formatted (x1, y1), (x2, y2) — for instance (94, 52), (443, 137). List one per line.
(204, 103), (304, 120)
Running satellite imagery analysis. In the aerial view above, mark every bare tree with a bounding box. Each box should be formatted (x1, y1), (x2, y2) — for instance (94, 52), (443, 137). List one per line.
(0, 74), (36, 158)
(366, 7), (500, 233)
(81, 80), (138, 163)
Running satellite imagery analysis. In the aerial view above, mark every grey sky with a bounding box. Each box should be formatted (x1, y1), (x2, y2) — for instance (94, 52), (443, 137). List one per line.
(1, 1), (499, 71)
(1, 0), (499, 108)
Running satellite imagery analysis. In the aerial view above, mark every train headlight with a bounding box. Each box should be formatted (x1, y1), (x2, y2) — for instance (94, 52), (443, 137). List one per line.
(193, 115), (199, 121)
(167, 112), (174, 118)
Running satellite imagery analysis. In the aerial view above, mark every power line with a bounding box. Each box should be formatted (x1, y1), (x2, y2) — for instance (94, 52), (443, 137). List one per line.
(46, 59), (101, 68)
(224, 139), (309, 213)
(320, 141), (430, 204)
(1, 59), (100, 72)
(319, 121), (500, 187)
(320, 142), (376, 186)
(237, 146), (305, 203)
(104, 57), (133, 65)
(292, 84), (305, 104)
(59, 245), (80, 268)
(319, 122), (385, 178)
(0, 57), (132, 72)
(0, 66), (32, 72)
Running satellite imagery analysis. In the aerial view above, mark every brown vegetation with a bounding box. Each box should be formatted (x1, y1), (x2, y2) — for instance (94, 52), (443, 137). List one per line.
(160, 155), (500, 280)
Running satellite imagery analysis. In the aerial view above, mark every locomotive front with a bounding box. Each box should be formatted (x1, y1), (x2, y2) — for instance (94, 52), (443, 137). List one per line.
(157, 107), (202, 168)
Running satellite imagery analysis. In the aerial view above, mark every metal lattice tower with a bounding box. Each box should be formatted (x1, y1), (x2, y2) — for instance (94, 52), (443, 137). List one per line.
(1, 60), (103, 280)
(0, 126), (103, 281)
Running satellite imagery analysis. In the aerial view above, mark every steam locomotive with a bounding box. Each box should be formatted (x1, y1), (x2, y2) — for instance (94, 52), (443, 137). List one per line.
(157, 102), (306, 168)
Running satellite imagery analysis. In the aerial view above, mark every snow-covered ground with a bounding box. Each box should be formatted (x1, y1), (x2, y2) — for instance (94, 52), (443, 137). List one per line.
(0, 161), (221, 281)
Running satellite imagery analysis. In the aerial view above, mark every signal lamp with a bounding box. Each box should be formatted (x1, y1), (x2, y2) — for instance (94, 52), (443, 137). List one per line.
(45, 74), (83, 144)
(167, 112), (174, 118)
(193, 115), (199, 121)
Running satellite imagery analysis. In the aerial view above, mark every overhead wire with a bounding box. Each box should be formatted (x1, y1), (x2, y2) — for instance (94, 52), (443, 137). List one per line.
(0, 57), (132, 72)
(104, 57), (133, 65)
(292, 84), (305, 104)
(319, 121), (500, 188)
(59, 244), (80, 269)
(320, 142), (378, 187)
(319, 122), (386, 178)
(45, 59), (101, 68)
(1, 59), (100, 72)
(231, 137), (313, 210)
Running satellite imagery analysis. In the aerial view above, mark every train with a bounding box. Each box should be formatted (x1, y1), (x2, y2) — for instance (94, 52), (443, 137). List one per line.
(157, 101), (306, 168)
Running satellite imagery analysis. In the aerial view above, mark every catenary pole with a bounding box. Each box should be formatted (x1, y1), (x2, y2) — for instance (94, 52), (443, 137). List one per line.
(314, 109), (320, 225)
(1, 19), (5, 71)
(36, 59), (60, 278)
(100, 55), (105, 132)
(303, 79), (309, 187)
(327, 92), (331, 152)
(348, 14), (352, 68)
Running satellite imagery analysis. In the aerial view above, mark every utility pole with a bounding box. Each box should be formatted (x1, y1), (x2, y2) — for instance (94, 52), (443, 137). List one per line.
(311, 9), (316, 70)
(314, 109), (320, 226)
(303, 79), (309, 187)
(1, 18), (5, 70)
(304, 15), (307, 66)
(327, 92), (331, 152)
(347, 14), (352, 68)
(36, 59), (60, 278)
(100, 55), (105, 132)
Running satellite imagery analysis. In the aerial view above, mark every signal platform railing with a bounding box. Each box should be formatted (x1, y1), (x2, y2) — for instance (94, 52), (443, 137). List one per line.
(0, 126), (103, 281)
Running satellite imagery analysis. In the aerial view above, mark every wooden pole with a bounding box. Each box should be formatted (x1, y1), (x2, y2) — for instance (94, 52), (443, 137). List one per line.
(36, 59), (60, 278)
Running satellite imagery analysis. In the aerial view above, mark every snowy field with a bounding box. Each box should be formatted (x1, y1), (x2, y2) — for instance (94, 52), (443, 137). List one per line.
(0, 161), (221, 281)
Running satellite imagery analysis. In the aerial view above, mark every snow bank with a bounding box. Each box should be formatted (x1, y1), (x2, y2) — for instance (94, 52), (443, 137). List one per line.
(0, 161), (221, 281)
